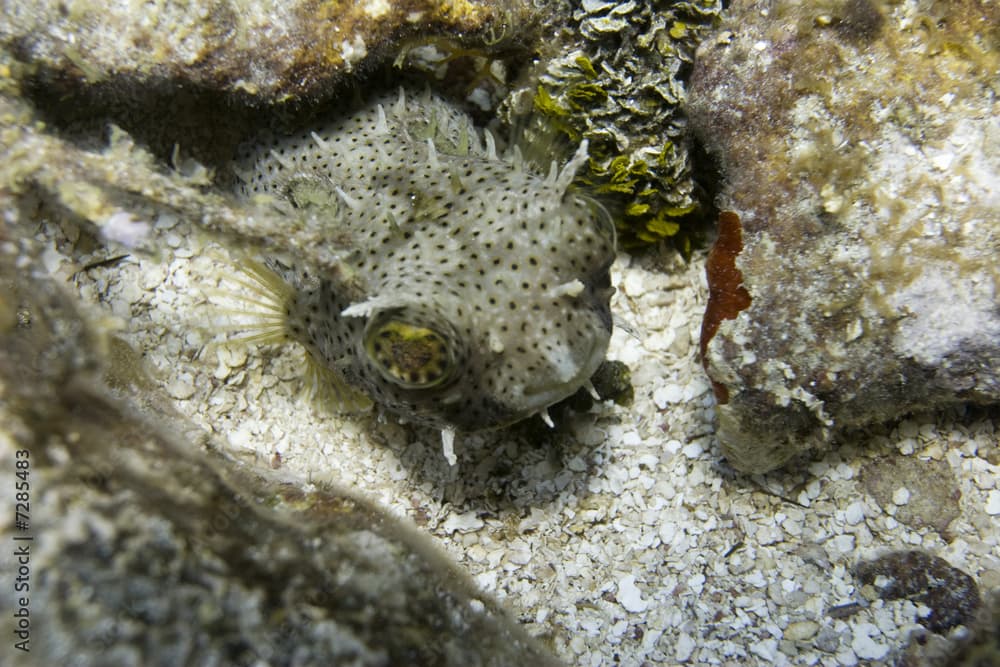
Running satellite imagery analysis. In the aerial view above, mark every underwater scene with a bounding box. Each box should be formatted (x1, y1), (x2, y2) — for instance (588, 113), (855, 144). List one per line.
(1, 0), (998, 665)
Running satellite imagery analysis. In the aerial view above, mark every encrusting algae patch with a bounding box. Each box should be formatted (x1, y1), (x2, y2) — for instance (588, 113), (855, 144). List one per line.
(220, 88), (617, 462)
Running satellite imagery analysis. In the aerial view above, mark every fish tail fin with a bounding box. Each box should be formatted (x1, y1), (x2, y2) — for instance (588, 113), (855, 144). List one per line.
(205, 253), (373, 414)
(205, 255), (296, 350)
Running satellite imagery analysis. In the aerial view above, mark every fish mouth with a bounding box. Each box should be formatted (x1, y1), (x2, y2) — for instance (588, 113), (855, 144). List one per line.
(520, 327), (610, 411)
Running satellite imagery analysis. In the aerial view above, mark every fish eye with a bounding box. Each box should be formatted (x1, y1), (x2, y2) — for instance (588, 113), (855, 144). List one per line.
(364, 317), (455, 389)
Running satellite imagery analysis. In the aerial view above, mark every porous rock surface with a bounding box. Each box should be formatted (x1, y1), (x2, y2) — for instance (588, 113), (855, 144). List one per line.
(856, 550), (981, 635)
(0, 234), (562, 666)
(0, 0), (522, 102)
(861, 455), (962, 536)
(687, 0), (1000, 473)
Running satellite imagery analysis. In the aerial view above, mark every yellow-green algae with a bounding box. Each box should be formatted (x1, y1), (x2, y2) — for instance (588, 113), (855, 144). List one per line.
(525, 0), (725, 248)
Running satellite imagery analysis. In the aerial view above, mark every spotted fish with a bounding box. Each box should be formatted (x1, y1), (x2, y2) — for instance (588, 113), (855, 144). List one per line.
(226, 88), (616, 457)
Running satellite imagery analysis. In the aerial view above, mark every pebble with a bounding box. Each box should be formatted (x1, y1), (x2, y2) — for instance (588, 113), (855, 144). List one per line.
(681, 442), (704, 459)
(814, 626), (841, 653)
(985, 489), (1000, 515)
(622, 271), (647, 297)
(154, 212), (179, 229)
(442, 512), (484, 534)
(508, 544), (532, 566)
(225, 346), (249, 368)
(892, 486), (911, 505)
(750, 638), (778, 661)
(785, 620), (819, 641)
(850, 623), (888, 660)
(829, 534), (855, 555)
(119, 280), (143, 305)
(674, 633), (696, 662)
(42, 245), (64, 273)
(213, 361), (231, 380)
(658, 522), (676, 545)
(844, 502), (866, 525)
(227, 424), (253, 449)
(140, 266), (165, 290)
(653, 383), (685, 408)
(670, 325), (691, 356)
(616, 337), (643, 365)
(622, 430), (642, 446)
(616, 575), (648, 613)
(165, 377), (196, 400)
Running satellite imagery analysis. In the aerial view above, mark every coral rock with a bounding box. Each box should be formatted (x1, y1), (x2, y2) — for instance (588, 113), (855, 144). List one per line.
(856, 550), (981, 634)
(0, 0), (521, 102)
(861, 455), (961, 535)
(687, 0), (1000, 472)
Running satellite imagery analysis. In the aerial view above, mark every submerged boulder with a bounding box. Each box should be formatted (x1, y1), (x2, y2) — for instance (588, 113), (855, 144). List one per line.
(689, 0), (1000, 472)
(0, 0), (523, 102)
